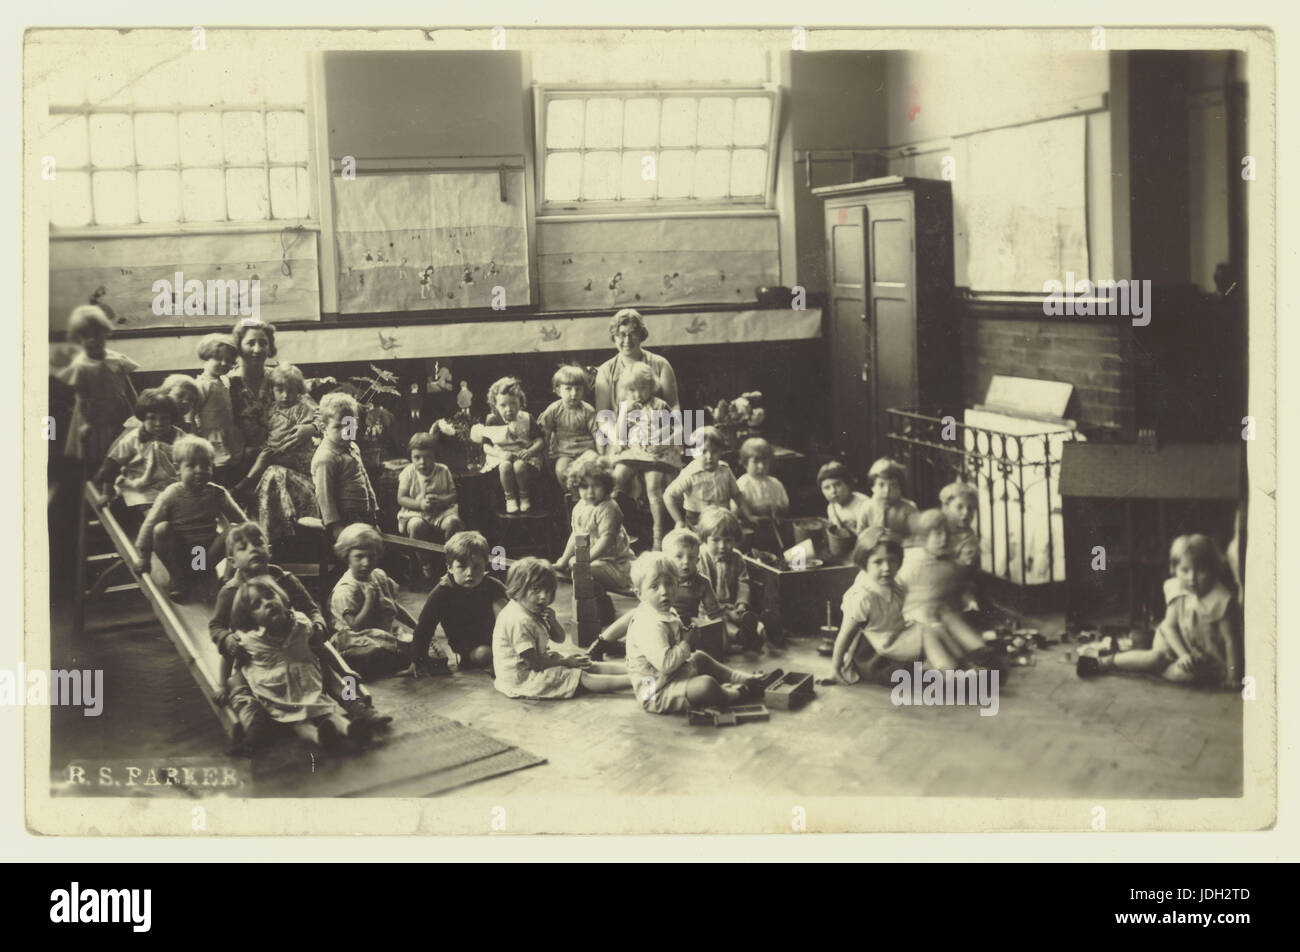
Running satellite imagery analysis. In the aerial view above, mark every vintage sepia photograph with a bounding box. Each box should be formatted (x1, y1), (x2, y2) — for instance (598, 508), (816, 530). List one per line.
(21, 24), (1276, 835)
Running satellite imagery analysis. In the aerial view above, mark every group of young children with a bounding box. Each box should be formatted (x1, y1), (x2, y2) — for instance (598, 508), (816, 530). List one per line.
(57, 303), (1242, 759)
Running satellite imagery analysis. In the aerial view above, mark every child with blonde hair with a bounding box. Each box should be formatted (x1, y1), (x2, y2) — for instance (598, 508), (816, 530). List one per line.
(1078, 535), (1239, 687)
(312, 391), (379, 540)
(329, 524), (428, 679)
(193, 333), (241, 476)
(492, 558), (630, 699)
(134, 435), (247, 601)
(555, 455), (632, 626)
(475, 376), (544, 514)
(624, 551), (780, 715)
(538, 364), (599, 487)
(56, 305), (138, 467)
(159, 374), (200, 434)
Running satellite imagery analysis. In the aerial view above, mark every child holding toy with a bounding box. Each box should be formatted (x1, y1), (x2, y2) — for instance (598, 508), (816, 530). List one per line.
(624, 551), (780, 716)
(475, 376), (544, 514)
(1077, 534), (1240, 688)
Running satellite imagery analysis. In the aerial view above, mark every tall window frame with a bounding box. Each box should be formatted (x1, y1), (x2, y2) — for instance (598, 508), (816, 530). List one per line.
(534, 85), (781, 215)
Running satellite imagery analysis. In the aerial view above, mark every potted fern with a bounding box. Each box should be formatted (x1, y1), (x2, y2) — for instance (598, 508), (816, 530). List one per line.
(349, 363), (402, 468)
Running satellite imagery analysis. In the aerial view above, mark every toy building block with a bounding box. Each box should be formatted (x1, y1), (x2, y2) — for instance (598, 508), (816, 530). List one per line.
(691, 617), (726, 658)
(729, 704), (770, 723)
(572, 532), (600, 648)
(764, 671), (815, 710)
(688, 704), (769, 726)
(689, 707), (725, 726)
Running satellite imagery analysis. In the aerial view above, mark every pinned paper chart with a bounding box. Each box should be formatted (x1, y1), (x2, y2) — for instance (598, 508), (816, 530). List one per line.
(332, 171), (530, 314)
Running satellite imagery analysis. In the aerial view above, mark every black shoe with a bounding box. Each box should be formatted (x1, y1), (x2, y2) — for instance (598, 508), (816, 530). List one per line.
(228, 715), (272, 756)
(587, 638), (607, 662)
(742, 668), (785, 699)
(1076, 656), (1102, 678)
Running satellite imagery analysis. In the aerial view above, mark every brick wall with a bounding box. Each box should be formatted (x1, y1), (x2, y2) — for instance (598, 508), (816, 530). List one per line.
(962, 316), (1135, 438)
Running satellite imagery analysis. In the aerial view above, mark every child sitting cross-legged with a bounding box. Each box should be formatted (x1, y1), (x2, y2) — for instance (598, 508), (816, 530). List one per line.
(227, 575), (363, 754)
(587, 526), (720, 661)
(133, 435), (247, 601)
(555, 455), (633, 627)
(330, 524), (434, 680)
(492, 557), (630, 700)
(211, 521), (389, 754)
(1077, 534), (1240, 688)
(696, 506), (767, 653)
(410, 531), (507, 676)
(397, 431), (465, 580)
(624, 550), (782, 716)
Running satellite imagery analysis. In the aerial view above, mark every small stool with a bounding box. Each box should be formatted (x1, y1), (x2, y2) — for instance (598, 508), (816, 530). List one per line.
(491, 509), (553, 560)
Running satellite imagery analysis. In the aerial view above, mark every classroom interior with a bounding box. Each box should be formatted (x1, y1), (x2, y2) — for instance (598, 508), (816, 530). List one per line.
(39, 35), (1248, 801)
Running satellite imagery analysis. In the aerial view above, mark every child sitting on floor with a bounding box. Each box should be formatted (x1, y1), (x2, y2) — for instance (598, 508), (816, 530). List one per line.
(1078, 534), (1240, 688)
(818, 461), (872, 535)
(227, 575), (360, 752)
(410, 531), (506, 676)
(95, 388), (185, 520)
(896, 510), (1000, 673)
(492, 557), (630, 700)
(193, 333), (241, 481)
(134, 435), (247, 601)
(475, 376), (544, 514)
(56, 304), (138, 469)
(555, 455), (633, 627)
(312, 391), (379, 540)
(828, 527), (918, 684)
(211, 521), (389, 753)
(624, 551), (781, 716)
(587, 526), (721, 660)
(664, 425), (743, 530)
(939, 479), (981, 611)
(538, 364), (599, 488)
(159, 374), (199, 433)
(329, 523), (426, 680)
(397, 431), (465, 579)
(864, 457), (919, 536)
(696, 506), (766, 653)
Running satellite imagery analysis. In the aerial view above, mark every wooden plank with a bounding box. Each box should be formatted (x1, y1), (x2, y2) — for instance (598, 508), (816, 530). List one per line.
(82, 484), (238, 738)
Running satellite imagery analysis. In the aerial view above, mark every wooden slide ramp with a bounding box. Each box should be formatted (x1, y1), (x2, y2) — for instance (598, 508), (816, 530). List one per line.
(76, 484), (545, 797)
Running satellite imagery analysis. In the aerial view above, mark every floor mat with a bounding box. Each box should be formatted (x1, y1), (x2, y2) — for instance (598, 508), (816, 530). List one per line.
(253, 702), (546, 798)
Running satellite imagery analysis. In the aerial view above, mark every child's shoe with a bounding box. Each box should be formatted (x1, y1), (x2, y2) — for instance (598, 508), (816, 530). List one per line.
(519, 496), (532, 513)
(1076, 656), (1102, 678)
(505, 496), (519, 514)
(587, 638), (607, 662)
(741, 668), (785, 700)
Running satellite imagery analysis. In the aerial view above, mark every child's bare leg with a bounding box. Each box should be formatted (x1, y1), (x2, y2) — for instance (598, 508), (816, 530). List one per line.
(407, 515), (436, 574)
(498, 461), (518, 500)
(441, 514), (465, 535)
(613, 462), (635, 494)
(587, 660), (627, 675)
(644, 470), (667, 548)
(461, 645), (493, 669)
(597, 610), (634, 644)
(684, 675), (745, 708)
(512, 459), (531, 500)
(578, 671), (631, 693)
(921, 624), (963, 670)
(555, 456), (572, 488)
(940, 607), (986, 655)
(152, 522), (182, 584)
(1109, 649), (1174, 675)
(234, 450), (272, 494)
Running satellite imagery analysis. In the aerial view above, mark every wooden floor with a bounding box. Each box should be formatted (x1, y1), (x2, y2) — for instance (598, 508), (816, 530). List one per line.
(51, 578), (1242, 801)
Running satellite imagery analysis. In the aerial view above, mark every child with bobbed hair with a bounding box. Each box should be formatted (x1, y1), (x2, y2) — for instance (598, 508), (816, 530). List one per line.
(864, 457), (919, 536)
(736, 437), (790, 520)
(538, 364), (599, 487)
(555, 454), (633, 626)
(57, 304), (139, 467)
(828, 527), (918, 684)
(474, 376), (545, 514)
(329, 523), (425, 679)
(397, 431), (464, 579)
(193, 333), (241, 475)
(624, 551), (781, 715)
(96, 388), (185, 517)
(492, 557), (629, 699)
(1078, 534), (1240, 688)
(818, 460), (872, 535)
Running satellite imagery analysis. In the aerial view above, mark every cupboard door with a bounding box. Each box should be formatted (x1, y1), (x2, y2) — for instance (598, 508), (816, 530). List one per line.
(826, 202), (872, 474)
(866, 194), (917, 455)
